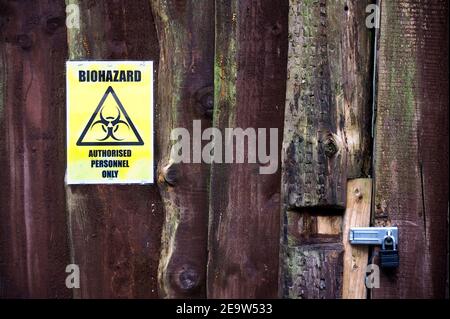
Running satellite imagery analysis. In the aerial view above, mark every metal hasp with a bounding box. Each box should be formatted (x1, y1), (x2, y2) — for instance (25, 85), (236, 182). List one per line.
(349, 226), (399, 268)
(349, 227), (398, 245)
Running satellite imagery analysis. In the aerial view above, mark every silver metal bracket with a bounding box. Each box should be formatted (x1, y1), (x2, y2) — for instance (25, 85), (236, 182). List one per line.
(349, 226), (398, 246)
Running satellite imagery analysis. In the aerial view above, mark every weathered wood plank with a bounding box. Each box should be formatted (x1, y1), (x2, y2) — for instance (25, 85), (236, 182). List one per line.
(207, 0), (289, 298)
(281, 243), (344, 299)
(150, 0), (214, 298)
(65, 0), (163, 298)
(280, 0), (373, 298)
(373, 0), (448, 298)
(282, 0), (372, 210)
(0, 0), (70, 298)
(342, 179), (372, 299)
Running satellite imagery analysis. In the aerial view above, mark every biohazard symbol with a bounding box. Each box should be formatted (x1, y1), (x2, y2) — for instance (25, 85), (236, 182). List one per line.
(77, 86), (144, 146)
(92, 107), (129, 141)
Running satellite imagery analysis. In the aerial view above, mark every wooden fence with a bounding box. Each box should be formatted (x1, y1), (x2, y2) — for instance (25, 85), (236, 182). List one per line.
(0, 0), (448, 299)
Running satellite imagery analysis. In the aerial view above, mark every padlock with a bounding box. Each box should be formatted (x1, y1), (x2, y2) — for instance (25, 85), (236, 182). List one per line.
(379, 233), (399, 268)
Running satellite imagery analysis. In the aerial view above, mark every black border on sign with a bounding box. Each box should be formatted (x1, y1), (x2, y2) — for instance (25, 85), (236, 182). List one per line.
(76, 86), (144, 146)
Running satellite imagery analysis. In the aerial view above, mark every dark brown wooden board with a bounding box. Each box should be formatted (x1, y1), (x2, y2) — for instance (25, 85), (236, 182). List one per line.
(207, 0), (289, 298)
(279, 0), (373, 299)
(282, 243), (344, 299)
(150, 0), (215, 298)
(0, 0), (70, 298)
(65, 0), (163, 298)
(373, 0), (449, 299)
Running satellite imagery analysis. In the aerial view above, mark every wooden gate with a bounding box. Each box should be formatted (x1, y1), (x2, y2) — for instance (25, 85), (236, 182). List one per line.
(0, 0), (447, 299)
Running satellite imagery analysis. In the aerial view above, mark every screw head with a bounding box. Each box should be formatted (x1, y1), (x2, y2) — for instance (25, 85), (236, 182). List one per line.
(354, 188), (363, 200)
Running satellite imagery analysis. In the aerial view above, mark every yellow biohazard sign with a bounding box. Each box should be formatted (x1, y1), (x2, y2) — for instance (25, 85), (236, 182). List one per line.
(66, 61), (153, 184)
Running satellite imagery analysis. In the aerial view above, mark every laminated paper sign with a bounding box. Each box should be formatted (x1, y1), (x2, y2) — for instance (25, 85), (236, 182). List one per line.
(66, 61), (153, 184)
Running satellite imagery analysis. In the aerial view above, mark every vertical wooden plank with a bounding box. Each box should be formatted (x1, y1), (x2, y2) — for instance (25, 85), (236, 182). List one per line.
(283, 243), (344, 299)
(207, 0), (289, 298)
(342, 179), (372, 299)
(0, 0), (70, 297)
(150, 0), (214, 298)
(282, 0), (372, 210)
(373, 0), (448, 298)
(65, 0), (163, 298)
(280, 0), (373, 298)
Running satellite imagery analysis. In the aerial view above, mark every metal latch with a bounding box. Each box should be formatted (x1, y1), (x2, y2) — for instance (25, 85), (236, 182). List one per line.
(349, 227), (399, 268)
(349, 226), (398, 245)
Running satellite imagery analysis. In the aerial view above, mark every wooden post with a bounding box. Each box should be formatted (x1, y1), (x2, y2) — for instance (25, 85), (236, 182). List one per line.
(150, 0), (214, 298)
(65, 0), (163, 298)
(373, 0), (448, 298)
(206, 0), (289, 298)
(0, 0), (70, 298)
(280, 0), (373, 298)
(342, 179), (372, 299)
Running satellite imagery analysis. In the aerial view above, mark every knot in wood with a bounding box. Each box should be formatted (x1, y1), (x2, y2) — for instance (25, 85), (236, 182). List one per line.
(46, 16), (63, 34)
(324, 138), (338, 158)
(176, 265), (200, 292)
(270, 22), (283, 36)
(162, 162), (178, 186)
(17, 34), (32, 50)
(195, 86), (214, 118)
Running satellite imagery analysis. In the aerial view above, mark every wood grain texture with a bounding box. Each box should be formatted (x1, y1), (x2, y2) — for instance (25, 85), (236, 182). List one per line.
(150, 0), (214, 298)
(373, 0), (448, 299)
(282, 0), (372, 209)
(280, 0), (373, 299)
(65, 0), (163, 298)
(342, 179), (372, 299)
(0, 0), (70, 298)
(206, 0), (289, 298)
(281, 243), (344, 299)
